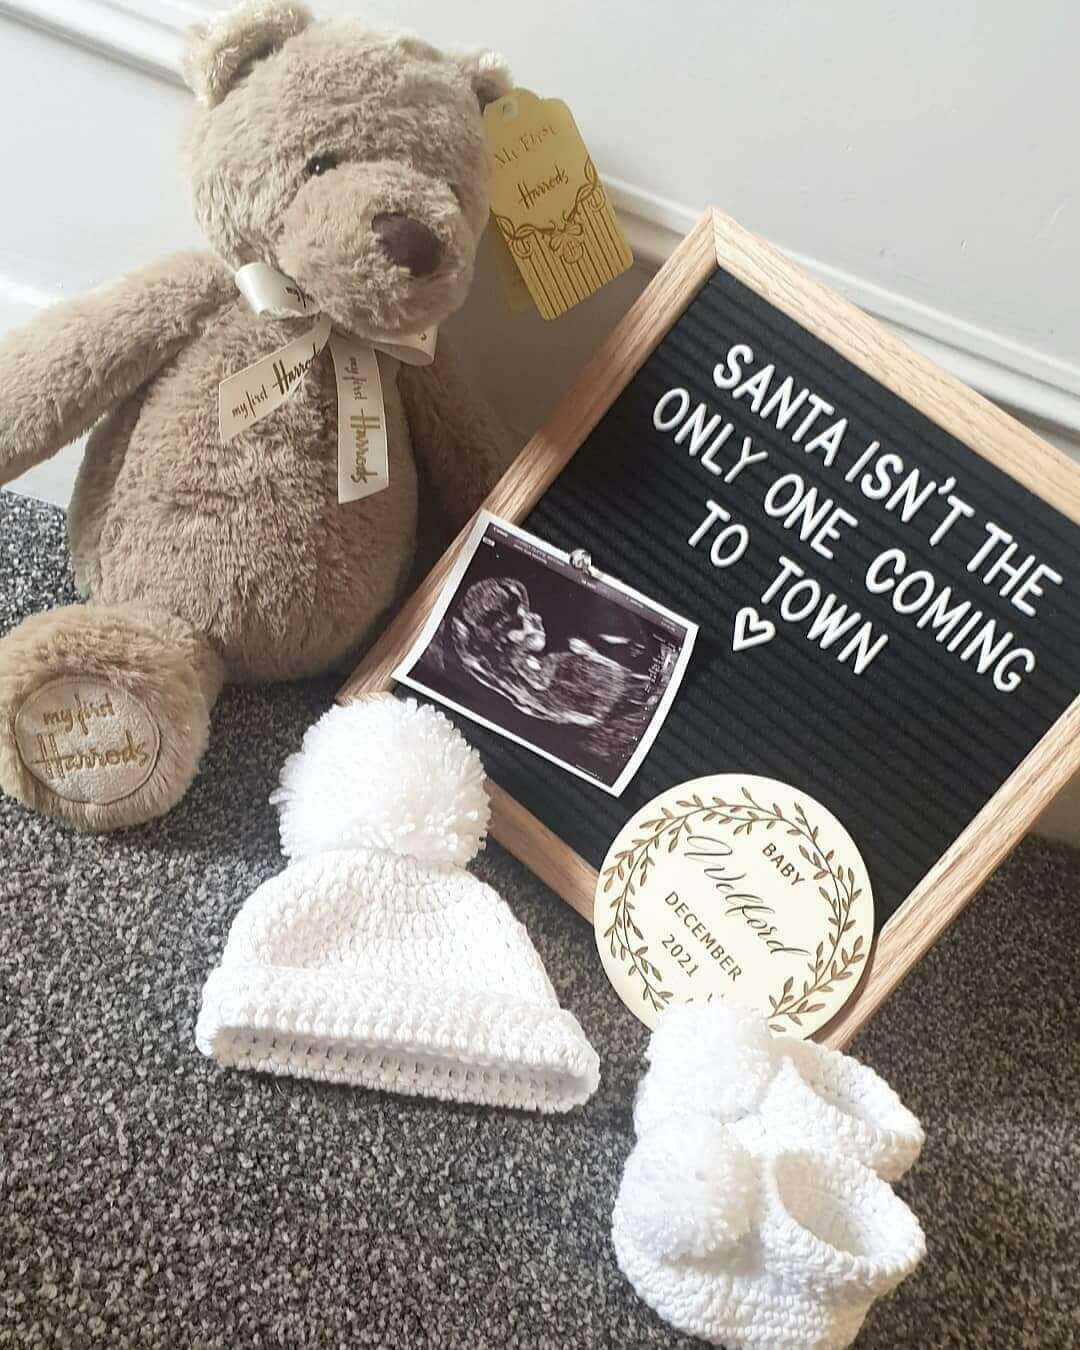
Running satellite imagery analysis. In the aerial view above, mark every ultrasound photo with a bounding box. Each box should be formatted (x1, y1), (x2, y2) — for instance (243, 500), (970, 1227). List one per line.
(394, 513), (697, 794)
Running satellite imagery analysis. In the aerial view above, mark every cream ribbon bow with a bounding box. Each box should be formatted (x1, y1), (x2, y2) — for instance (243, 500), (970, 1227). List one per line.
(218, 262), (437, 504)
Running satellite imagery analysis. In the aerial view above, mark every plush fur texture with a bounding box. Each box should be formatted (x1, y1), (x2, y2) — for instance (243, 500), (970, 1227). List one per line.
(183, 0), (313, 107)
(0, 1), (510, 831)
(185, 17), (510, 334)
(0, 253), (234, 487)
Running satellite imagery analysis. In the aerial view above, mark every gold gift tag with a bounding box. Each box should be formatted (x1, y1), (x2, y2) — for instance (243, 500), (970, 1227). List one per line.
(483, 89), (633, 319)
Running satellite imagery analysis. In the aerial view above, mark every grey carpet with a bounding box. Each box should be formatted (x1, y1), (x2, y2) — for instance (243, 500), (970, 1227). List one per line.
(1, 490), (1078, 1350)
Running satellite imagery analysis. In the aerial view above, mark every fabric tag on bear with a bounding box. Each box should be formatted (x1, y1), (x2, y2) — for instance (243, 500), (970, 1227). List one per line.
(328, 335), (388, 503)
(234, 261), (314, 317)
(483, 89), (633, 319)
(594, 775), (874, 1035)
(220, 262), (436, 503)
(14, 677), (161, 806)
(369, 327), (438, 367)
(218, 313), (333, 444)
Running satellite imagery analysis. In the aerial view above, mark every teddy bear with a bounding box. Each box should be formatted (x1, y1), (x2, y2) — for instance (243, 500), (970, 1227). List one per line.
(0, 0), (511, 833)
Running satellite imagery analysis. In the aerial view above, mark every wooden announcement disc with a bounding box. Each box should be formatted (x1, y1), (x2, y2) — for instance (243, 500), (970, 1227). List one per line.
(594, 774), (874, 1035)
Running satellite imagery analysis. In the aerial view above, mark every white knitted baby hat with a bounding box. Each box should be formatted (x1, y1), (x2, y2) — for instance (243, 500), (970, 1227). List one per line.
(196, 697), (600, 1112)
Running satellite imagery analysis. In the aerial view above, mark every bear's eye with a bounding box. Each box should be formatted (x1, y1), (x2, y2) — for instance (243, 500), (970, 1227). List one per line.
(305, 154), (340, 178)
(450, 183), (464, 207)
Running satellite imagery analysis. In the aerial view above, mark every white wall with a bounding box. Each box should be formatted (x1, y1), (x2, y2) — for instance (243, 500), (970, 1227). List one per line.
(322, 0), (1080, 384)
(0, 16), (197, 501)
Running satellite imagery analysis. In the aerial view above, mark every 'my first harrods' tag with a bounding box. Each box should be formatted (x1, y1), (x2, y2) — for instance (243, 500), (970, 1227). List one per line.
(483, 90), (633, 319)
(218, 262), (436, 503)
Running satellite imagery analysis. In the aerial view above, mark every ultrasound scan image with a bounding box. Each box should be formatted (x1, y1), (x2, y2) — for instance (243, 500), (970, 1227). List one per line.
(398, 518), (695, 792)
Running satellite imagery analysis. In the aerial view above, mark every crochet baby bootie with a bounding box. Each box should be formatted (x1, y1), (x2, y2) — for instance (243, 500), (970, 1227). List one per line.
(754, 1035), (925, 1183)
(612, 1122), (926, 1350)
(615, 1005), (926, 1347)
(634, 1004), (924, 1181)
(196, 697), (600, 1111)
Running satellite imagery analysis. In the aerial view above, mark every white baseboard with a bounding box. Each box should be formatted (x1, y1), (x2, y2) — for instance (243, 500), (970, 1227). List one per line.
(0, 0), (188, 80)
(1035, 774), (1080, 848)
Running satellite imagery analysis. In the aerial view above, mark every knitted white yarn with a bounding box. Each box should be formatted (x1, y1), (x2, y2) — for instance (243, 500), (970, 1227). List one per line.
(272, 697), (490, 868)
(197, 698), (599, 1112)
(613, 1141), (926, 1350)
(613, 1006), (926, 1348)
(617, 1114), (757, 1261)
(639, 1003), (776, 1126)
(634, 1005), (924, 1182)
(739, 1039), (926, 1184)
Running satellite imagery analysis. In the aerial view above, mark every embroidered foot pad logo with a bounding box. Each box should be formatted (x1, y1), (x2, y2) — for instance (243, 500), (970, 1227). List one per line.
(14, 677), (161, 806)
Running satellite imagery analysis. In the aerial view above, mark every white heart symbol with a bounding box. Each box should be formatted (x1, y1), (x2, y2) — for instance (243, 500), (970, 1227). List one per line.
(732, 607), (776, 653)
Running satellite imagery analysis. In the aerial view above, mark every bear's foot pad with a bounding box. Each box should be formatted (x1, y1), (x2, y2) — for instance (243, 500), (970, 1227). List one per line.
(14, 675), (161, 807)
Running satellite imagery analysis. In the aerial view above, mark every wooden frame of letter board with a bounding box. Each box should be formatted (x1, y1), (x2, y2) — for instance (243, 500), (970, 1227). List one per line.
(340, 208), (1080, 1048)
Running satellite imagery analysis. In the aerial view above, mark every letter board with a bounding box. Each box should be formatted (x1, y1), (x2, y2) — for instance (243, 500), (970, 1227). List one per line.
(342, 210), (1080, 1045)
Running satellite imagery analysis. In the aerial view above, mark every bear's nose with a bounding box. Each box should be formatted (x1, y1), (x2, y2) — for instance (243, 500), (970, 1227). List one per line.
(372, 213), (444, 277)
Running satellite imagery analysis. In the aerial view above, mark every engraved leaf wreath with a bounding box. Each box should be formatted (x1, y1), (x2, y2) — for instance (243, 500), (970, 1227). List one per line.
(599, 788), (866, 1028)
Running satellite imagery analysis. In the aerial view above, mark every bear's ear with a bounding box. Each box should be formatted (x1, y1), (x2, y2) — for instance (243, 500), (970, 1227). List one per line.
(455, 49), (513, 110)
(183, 0), (313, 107)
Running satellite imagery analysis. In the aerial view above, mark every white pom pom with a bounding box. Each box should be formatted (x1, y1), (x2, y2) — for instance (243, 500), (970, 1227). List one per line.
(635, 1004), (776, 1136)
(272, 698), (490, 866)
(616, 1116), (755, 1260)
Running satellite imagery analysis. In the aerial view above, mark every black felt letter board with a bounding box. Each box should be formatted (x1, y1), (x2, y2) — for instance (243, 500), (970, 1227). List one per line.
(436, 268), (1080, 929)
